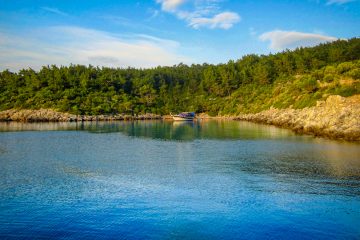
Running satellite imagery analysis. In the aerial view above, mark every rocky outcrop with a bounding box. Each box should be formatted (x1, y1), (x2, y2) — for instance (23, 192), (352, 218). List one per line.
(235, 95), (360, 141)
(0, 109), (161, 122)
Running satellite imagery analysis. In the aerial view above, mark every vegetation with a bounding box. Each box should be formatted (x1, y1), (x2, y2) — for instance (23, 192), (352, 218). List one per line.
(1, 38), (359, 116)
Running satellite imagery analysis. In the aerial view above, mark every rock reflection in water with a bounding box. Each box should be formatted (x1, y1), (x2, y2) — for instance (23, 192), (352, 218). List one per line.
(0, 120), (297, 141)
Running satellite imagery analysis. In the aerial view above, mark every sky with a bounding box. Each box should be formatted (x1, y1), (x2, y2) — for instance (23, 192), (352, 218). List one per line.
(0, 0), (359, 71)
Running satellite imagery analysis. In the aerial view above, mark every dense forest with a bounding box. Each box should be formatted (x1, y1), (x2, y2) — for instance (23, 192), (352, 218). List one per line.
(1, 38), (360, 116)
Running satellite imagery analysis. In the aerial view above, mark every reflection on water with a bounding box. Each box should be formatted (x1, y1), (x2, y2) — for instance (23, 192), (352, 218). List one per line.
(0, 120), (297, 141)
(0, 121), (359, 239)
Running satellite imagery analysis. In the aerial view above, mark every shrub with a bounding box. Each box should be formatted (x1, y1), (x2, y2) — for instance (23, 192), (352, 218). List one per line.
(324, 66), (336, 75)
(298, 76), (318, 92)
(323, 74), (334, 82)
(347, 68), (360, 80)
(336, 62), (354, 74)
(293, 95), (312, 109)
(334, 85), (359, 97)
(311, 69), (324, 80)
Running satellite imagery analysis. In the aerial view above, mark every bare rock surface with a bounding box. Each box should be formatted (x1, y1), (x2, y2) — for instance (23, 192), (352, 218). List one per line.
(235, 95), (360, 141)
(0, 109), (161, 122)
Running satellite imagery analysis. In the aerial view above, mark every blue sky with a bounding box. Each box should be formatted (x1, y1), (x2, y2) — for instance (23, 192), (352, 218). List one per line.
(0, 0), (359, 71)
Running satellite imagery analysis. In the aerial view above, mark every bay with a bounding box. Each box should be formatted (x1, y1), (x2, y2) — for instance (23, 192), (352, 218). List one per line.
(0, 120), (359, 239)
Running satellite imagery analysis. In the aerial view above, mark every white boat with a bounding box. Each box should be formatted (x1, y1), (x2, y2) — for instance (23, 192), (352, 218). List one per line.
(171, 112), (195, 121)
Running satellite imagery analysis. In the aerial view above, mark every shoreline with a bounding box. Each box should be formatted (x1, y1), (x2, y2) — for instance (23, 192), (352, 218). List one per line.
(0, 109), (162, 122)
(0, 95), (359, 141)
(235, 95), (360, 142)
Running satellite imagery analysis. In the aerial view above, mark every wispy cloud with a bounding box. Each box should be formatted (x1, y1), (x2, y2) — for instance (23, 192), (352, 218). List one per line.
(326, 0), (355, 5)
(189, 12), (240, 30)
(259, 30), (337, 51)
(0, 26), (190, 71)
(156, 0), (186, 12)
(41, 7), (68, 16)
(147, 8), (160, 19)
(101, 15), (174, 35)
(156, 0), (241, 30)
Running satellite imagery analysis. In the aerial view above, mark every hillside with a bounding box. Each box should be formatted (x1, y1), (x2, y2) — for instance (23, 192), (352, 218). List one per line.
(0, 38), (360, 116)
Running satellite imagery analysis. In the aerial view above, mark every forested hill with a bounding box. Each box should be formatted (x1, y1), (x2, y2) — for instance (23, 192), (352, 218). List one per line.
(1, 38), (360, 116)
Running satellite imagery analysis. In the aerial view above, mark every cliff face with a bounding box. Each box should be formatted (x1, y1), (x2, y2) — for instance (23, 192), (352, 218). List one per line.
(235, 95), (360, 141)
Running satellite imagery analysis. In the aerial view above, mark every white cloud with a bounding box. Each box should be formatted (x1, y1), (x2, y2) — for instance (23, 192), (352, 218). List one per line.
(155, 0), (241, 30)
(156, 0), (186, 12)
(0, 26), (191, 71)
(147, 8), (160, 19)
(326, 0), (355, 5)
(189, 12), (240, 30)
(259, 30), (337, 51)
(41, 7), (68, 16)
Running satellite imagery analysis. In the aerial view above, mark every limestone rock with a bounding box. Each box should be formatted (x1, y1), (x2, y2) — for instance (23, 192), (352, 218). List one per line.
(0, 109), (162, 122)
(235, 95), (360, 141)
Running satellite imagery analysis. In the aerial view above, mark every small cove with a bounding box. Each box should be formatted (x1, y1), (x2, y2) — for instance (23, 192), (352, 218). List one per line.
(0, 120), (359, 239)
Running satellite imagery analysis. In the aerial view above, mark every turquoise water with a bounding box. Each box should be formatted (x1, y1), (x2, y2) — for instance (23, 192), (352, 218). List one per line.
(0, 120), (359, 239)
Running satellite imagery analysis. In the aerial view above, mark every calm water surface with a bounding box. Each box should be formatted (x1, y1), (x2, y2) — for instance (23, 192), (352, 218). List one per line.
(0, 120), (359, 239)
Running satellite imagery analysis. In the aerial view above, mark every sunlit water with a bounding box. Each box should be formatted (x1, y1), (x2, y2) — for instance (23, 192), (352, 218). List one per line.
(0, 120), (359, 239)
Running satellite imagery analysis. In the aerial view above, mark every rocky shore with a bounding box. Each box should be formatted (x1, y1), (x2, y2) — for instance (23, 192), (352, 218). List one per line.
(1, 95), (359, 141)
(235, 95), (360, 141)
(0, 109), (161, 122)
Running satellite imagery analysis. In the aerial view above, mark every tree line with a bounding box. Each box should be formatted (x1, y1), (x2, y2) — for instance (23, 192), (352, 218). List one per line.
(1, 38), (359, 115)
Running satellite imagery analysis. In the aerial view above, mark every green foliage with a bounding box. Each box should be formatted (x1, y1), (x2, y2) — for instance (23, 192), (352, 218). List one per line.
(337, 62), (354, 74)
(312, 69), (324, 80)
(347, 68), (360, 80)
(299, 76), (318, 92)
(323, 74), (335, 83)
(293, 92), (322, 109)
(333, 83), (360, 97)
(0, 38), (360, 115)
(324, 66), (336, 75)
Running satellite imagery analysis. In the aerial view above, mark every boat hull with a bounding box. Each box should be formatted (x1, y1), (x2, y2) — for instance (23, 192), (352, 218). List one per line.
(172, 116), (194, 121)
